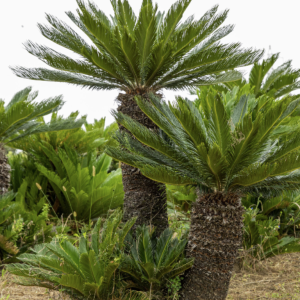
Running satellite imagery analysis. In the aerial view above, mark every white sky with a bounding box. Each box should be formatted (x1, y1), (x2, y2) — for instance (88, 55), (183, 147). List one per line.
(1, 0), (299, 125)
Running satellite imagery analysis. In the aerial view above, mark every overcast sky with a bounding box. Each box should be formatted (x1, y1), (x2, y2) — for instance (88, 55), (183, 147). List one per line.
(1, 0), (299, 125)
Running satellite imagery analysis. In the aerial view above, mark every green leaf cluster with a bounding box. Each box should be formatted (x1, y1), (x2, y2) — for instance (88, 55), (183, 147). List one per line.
(106, 91), (300, 196)
(243, 192), (300, 237)
(6, 209), (137, 299)
(35, 145), (124, 222)
(200, 53), (300, 99)
(12, 1), (263, 91)
(0, 187), (53, 263)
(120, 226), (193, 293)
(9, 112), (118, 159)
(242, 205), (300, 260)
(0, 87), (80, 145)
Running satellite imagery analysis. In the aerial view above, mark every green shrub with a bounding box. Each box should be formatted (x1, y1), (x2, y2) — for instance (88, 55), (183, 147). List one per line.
(242, 205), (300, 261)
(0, 188), (53, 263)
(6, 209), (137, 299)
(10, 112), (118, 160)
(35, 145), (124, 222)
(242, 192), (300, 237)
(120, 226), (193, 296)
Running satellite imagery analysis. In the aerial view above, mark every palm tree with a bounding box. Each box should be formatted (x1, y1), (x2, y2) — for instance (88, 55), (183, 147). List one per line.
(105, 92), (300, 299)
(11, 0), (263, 235)
(204, 53), (300, 99)
(0, 87), (85, 195)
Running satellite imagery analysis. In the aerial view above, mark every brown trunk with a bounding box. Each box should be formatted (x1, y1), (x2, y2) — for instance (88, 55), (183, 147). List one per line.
(116, 92), (168, 236)
(0, 144), (11, 195)
(180, 192), (244, 300)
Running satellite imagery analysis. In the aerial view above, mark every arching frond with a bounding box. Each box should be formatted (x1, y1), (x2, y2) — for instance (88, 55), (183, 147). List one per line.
(11, 0), (263, 92)
(0, 87), (84, 145)
(106, 91), (300, 195)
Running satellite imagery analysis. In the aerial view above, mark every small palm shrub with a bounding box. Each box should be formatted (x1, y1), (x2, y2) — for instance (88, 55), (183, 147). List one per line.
(35, 145), (124, 222)
(6, 209), (137, 300)
(120, 226), (193, 296)
(0, 86), (82, 195)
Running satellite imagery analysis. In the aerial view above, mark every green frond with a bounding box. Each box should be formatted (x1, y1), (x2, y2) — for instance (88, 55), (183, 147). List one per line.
(139, 165), (197, 185)
(249, 53), (279, 95)
(15, 0), (264, 91)
(44, 13), (93, 54)
(262, 60), (292, 92)
(11, 67), (122, 90)
(107, 90), (300, 194)
(5, 87), (33, 111)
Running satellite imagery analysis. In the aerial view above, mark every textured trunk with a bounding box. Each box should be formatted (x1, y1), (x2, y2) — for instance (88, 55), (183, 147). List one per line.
(116, 92), (168, 236)
(0, 144), (11, 195)
(180, 192), (244, 300)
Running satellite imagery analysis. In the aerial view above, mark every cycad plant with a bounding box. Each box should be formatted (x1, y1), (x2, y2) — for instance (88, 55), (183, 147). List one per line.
(202, 53), (300, 99)
(0, 87), (85, 195)
(6, 209), (138, 300)
(121, 225), (193, 296)
(105, 92), (300, 299)
(36, 145), (124, 222)
(11, 0), (263, 235)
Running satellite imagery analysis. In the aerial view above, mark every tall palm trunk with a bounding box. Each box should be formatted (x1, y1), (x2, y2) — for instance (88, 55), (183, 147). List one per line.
(116, 92), (168, 236)
(180, 192), (244, 300)
(0, 144), (11, 195)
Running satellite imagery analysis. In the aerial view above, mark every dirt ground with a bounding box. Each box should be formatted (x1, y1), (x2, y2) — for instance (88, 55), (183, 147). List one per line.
(0, 272), (71, 300)
(1, 253), (300, 300)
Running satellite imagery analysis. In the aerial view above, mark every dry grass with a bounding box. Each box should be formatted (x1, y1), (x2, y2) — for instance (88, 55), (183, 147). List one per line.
(227, 252), (300, 299)
(1, 253), (300, 300)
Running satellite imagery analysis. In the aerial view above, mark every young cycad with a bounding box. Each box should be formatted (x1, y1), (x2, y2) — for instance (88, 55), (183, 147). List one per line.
(106, 92), (300, 299)
(11, 0), (263, 235)
(205, 54), (300, 99)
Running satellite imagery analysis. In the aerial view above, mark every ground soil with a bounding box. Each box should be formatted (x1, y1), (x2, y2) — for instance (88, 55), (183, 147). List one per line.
(1, 253), (300, 299)
(0, 273), (71, 300)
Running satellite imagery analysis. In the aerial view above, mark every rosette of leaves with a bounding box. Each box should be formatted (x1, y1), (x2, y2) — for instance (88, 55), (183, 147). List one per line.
(6, 209), (138, 299)
(120, 226), (193, 295)
(35, 145), (124, 222)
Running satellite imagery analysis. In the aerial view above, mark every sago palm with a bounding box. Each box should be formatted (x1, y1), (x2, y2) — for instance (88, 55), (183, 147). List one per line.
(206, 53), (300, 99)
(11, 0), (263, 235)
(105, 93), (300, 300)
(0, 87), (84, 195)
